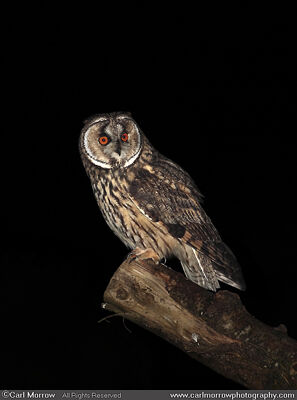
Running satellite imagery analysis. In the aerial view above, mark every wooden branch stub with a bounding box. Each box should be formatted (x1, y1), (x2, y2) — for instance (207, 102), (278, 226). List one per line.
(103, 259), (297, 389)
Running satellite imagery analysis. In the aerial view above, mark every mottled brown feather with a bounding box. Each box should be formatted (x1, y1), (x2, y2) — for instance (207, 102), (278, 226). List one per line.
(128, 153), (246, 290)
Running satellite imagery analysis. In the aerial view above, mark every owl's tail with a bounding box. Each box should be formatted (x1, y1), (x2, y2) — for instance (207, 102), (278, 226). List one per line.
(180, 246), (220, 291)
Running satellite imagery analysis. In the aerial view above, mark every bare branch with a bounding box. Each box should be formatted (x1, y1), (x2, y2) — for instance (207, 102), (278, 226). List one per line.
(103, 259), (297, 389)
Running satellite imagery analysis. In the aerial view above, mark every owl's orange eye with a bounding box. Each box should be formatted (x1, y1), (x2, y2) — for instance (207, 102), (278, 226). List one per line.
(121, 133), (128, 142)
(99, 136), (109, 145)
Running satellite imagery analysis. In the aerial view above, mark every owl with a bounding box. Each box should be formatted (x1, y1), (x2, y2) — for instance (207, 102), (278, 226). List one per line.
(79, 112), (246, 292)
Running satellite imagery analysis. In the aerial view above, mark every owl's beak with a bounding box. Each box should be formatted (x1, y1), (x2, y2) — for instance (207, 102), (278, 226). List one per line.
(114, 141), (121, 156)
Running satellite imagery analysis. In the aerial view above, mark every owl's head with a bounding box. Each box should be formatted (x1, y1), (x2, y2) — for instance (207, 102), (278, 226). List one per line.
(79, 112), (143, 169)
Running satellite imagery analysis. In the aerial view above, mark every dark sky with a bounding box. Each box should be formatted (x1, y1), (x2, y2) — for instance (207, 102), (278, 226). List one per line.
(3, 7), (297, 390)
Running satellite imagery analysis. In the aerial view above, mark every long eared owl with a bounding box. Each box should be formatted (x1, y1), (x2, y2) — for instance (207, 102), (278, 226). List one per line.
(79, 112), (245, 291)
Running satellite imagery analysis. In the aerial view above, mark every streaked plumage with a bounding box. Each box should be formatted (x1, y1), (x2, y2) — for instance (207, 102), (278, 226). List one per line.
(79, 112), (246, 291)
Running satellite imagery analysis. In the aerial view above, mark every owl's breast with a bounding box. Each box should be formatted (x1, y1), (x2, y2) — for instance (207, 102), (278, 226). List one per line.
(90, 171), (176, 257)
(91, 173), (139, 248)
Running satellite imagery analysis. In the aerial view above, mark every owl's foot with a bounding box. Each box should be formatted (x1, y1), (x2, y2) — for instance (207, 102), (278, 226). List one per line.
(128, 247), (160, 264)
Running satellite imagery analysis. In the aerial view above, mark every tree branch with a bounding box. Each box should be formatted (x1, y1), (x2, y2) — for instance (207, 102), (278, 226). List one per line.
(102, 258), (297, 389)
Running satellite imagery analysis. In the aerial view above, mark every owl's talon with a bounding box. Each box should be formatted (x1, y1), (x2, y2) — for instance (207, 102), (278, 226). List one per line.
(127, 248), (160, 264)
(127, 250), (137, 264)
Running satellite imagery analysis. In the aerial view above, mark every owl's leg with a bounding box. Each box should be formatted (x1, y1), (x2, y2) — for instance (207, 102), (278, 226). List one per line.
(128, 247), (160, 264)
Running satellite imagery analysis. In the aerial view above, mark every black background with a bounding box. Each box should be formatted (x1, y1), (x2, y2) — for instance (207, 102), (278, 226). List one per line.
(2, 6), (297, 390)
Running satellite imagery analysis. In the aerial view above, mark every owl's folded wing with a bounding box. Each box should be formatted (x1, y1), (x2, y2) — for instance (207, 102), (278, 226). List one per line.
(128, 156), (246, 290)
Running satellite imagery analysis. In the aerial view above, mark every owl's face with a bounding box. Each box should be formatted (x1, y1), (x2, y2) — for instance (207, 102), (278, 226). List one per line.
(80, 112), (142, 169)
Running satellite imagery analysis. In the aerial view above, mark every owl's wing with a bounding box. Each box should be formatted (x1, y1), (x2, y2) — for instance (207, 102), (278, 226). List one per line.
(128, 155), (246, 290)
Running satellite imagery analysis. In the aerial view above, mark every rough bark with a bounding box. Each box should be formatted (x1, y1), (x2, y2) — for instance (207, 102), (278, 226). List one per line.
(102, 258), (297, 389)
